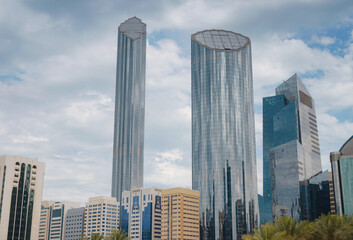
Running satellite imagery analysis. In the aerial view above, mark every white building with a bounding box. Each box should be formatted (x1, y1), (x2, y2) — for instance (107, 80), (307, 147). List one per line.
(48, 201), (81, 240)
(83, 196), (120, 239)
(0, 155), (45, 240)
(39, 200), (55, 240)
(120, 187), (162, 239)
(65, 207), (85, 240)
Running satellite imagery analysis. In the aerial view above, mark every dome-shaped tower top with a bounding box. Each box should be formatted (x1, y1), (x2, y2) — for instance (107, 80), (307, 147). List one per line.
(119, 17), (146, 40)
(192, 29), (250, 52)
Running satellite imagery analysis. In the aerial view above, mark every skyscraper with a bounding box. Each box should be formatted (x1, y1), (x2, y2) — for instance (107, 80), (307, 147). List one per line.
(112, 17), (146, 203)
(0, 155), (45, 240)
(330, 135), (353, 216)
(191, 30), (259, 240)
(262, 74), (322, 221)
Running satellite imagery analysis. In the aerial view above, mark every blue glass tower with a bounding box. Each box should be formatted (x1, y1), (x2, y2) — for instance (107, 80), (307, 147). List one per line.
(191, 30), (259, 240)
(331, 135), (353, 216)
(261, 74), (322, 222)
(112, 17), (146, 203)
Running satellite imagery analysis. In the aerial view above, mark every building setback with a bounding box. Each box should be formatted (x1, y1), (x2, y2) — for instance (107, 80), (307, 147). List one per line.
(191, 29), (259, 240)
(112, 16), (147, 204)
(330, 135), (353, 216)
(261, 74), (322, 222)
(161, 188), (200, 240)
(121, 187), (162, 239)
(0, 155), (45, 240)
(65, 207), (85, 240)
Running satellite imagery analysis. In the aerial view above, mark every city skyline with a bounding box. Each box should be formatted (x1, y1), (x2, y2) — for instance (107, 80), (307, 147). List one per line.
(0, 0), (353, 203)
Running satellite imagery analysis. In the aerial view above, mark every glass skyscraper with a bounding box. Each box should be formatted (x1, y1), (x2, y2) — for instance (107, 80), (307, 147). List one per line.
(112, 17), (146, 203)
(330, 135), (353, 216)
(261, 74), (322, 222)
(191, 30), (259, 240)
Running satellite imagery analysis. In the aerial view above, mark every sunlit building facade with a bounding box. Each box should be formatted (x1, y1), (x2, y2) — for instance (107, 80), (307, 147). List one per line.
(0, 155), (45, 240)
(330, 135), (353, 216)
(83, 196), (120, 239)
(191, 30), (259, 240)
(112, 17), (147, 203)
(161, 188), (200, 240)
(261, 74), (322, 221)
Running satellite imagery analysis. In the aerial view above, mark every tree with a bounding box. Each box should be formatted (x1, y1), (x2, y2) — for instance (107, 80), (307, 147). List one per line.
(309, 214), (353, 240)
(106, 228), (130, 240)
(90, 233), (105, 240)
(274, 216), (311, 240)
(242, 222), (287, 240)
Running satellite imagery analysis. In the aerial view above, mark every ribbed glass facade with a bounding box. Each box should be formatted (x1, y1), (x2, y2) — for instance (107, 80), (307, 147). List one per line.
(330, 136), (353, 216)
(191, 30), (259, 240)
(112, 17), (146, 203)
(261, 74), (322, 222)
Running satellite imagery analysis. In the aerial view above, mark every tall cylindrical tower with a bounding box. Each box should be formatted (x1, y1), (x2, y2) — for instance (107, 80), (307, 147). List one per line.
(112, 17), (146, 203)
(191, 30), (259, 240)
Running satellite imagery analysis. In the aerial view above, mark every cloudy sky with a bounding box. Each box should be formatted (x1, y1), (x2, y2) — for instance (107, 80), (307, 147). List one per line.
(1, 0), (353, 203)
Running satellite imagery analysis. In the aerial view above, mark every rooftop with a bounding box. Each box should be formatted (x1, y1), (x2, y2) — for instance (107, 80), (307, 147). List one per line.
(192, 29), (250, 51)
(118, 16), (146, 40)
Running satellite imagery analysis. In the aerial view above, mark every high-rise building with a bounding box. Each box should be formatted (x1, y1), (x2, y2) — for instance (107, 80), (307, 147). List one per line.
(83, 196), (120, 238)
(0, 155), (45, 240)
(300, 170), (330, 221)
(261, 74), (322, 221)
(330, 135), (353, 216)
(39, 200), (55, 240)
(161, 188), (200, 240)
(191, 30), (259, 240)
(112, 17), (147, 203)
(120, 187), (162, 239)
(48, 201), (81, 240)
(65, 207), (85, 240)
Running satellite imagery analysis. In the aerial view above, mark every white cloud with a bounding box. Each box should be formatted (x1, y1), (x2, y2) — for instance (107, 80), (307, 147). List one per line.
(145, 149), (192, 188)
(11, 135), (49, 144)
(311, 35), (336, 45)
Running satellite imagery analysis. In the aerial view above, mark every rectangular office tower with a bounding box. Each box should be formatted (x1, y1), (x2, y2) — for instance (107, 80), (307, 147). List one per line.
(161, 188), (200, 240)
(112, 17), (146, 203)
(191, 30), (259, 240)
(121, 187), (162, 239)
(0, 155), (45, 240)
(262, 74), (322, 222)
(65, 207), (85, 240)
(330, 135), (353, 216)
(83, 196), (120, 238)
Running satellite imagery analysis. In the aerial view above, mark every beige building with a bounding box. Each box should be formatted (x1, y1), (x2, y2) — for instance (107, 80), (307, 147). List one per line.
(328, 172), (336, 214)
(83, 196), (120, 239)
(0, 155), (45, 240)
(39, 200), (55, 240)
(161, 188), (200, 240)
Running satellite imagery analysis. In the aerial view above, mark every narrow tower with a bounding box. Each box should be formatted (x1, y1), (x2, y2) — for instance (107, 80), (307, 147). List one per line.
(191, 30), (259, 240)
(112, 17), (146, 203)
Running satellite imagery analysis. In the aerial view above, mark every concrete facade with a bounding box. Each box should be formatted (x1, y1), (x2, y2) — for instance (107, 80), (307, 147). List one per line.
(161, 188), (200, 240)
(83, 196), (120, 239)
(0, 155), (45, 240)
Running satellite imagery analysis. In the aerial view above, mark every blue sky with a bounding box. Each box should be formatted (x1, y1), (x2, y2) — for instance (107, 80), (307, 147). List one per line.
(0, 0), (353, 202)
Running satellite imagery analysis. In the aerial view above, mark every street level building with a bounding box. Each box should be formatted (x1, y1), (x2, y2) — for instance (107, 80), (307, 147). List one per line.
(39, 200), (55, 240)
(261, 74), (322, 222)
(121, 187), (162, 239)
(48, 201), (81, 240)
(330, 135), (353, 216)
(161, 188), (200, 240)
(83, 196), (120, 239)
(191, 29), (259, 240)
(0, 155), (45, 240)
(65, 207), (85, 240)
(112, 17), (147, 204)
